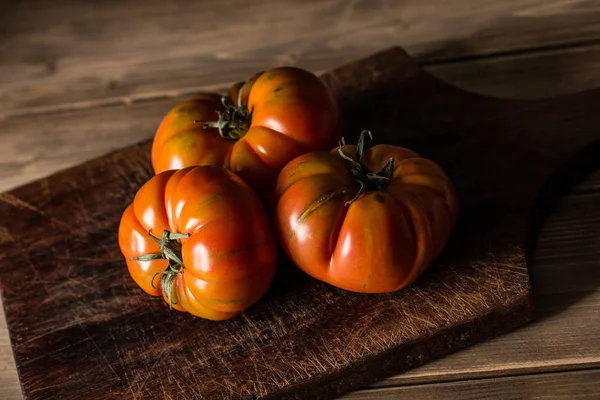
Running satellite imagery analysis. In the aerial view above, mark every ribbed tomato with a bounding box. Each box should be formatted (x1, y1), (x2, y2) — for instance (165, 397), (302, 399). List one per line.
(274, 131), (458, 293)
(151, 67), (343, 197)
(118, 165), (277, 320)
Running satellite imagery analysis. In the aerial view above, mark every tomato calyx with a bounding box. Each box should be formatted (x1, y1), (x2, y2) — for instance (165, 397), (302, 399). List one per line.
(200, 83), (252, 141)
(338, 130), (395, 206)
(130, 229), (190, 308)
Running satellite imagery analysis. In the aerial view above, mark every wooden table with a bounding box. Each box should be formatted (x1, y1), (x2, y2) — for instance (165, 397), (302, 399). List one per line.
(1, 1), (599, 399)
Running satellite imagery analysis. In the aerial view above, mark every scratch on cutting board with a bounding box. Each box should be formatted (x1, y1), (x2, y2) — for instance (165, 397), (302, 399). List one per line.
(0, 193), (46, 215)
(0, 192), (69, 229)
(515, 0), (591, 17)
(73, 315), (135, 398)
(130, 347), (170, 400)
(22, 251), (41, 284)
(0, 226), (15, 244)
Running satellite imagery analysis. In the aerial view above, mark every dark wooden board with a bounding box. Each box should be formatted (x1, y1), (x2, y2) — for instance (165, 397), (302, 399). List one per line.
(0, 47), (598, 400)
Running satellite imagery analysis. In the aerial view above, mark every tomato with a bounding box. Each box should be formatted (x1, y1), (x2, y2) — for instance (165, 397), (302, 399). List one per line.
(151, 67), (343, 197)
(118, 166), (277, 320)
(274, 131), (458, 293)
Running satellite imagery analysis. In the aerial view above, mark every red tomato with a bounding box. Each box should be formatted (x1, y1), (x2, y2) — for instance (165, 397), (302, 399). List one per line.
(118, 166), (277, 320)
(274, 131), (458, 293)
(151, 67), (343, 197)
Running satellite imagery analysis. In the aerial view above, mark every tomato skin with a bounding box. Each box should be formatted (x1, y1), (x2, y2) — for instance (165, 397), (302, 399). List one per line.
(274, 143), (458, 293)
(151, 67), (343, 196)
(151, 94), (232, 175)
(118, 166), (277, 320)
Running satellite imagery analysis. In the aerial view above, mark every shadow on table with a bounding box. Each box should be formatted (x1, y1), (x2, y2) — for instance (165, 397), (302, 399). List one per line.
(414, 33), (600, 322)
(525, 140), (600, 320)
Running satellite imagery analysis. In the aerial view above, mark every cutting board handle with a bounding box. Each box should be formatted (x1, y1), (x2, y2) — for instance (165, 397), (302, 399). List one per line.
(323, 46), (600, 233)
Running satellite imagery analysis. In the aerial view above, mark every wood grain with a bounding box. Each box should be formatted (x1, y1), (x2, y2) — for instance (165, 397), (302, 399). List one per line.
(2, 0), (600, 118)
(0, 92), (598, 400)
(0, 48), (519, 399)
(0, 96), (186, 194)
(0, 306), (20, 400)
(1, 46), (599, 399)
(3, 45), (600, 196)
(2, 2), (600, 397)
(344, 369), (600, 400)
(369, 184), (600, 387)
(574, 168), (600, 193)
(427, 43), (600, 99)
(0, 176), (596, 400)
(3, 178), (597, 398)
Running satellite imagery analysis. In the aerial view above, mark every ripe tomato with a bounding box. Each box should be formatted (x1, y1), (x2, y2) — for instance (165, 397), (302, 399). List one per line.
(274, 131), (458, 293)
(151, 67), (343, 196)
(118, 166), (277, 320)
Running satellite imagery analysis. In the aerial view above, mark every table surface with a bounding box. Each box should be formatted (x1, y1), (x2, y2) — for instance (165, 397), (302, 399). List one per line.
(1, 1), (599, 399)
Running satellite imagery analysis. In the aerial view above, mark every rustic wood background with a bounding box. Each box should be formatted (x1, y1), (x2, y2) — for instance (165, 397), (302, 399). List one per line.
(0, 0), (599, 399)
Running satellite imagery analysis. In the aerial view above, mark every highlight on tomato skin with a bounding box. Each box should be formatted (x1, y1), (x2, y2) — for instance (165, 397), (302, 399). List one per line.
(150, 66), (343, 198)
(117, 165), (278, 321)
(274, 131), (459, 294)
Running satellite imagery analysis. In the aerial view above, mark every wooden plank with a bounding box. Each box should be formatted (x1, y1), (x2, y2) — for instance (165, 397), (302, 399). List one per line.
(2, 47), (600, 195)
(0, 42), (598, 398)
(2, 0), (600, 117)
(0, 96), (183, 194)
(571, 170), (600, 194)
(342, 369), (600, 399)
(1, 190), (597, 399)
(0, 47), (520, 400)
(363, 189), (600, 387)
(0, 307), (20, 400)
(427, 43), (600, 99)
(1, 46), (599, 400)
(534, 191), (600, 295)
(1, 8), (594, 390)
(377, 292), (600, 385)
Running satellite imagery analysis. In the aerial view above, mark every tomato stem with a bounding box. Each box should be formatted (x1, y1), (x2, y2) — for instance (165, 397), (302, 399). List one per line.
(338, 130), (395, 206)
(130, 229), (190, 309)
(201, 95), (251, 140)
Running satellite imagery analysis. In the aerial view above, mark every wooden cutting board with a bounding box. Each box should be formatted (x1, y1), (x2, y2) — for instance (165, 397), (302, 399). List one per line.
(0, 47), (598, 400)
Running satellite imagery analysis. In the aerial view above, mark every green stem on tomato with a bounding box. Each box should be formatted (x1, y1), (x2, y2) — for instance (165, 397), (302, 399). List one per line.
(129, 229), (190, 309)
(200, 93), (252, 140)
(338, 130), (395, 206)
